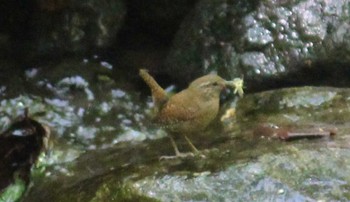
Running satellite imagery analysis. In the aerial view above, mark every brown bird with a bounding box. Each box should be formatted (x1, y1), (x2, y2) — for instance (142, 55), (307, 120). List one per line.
(139, 69), (243, 158)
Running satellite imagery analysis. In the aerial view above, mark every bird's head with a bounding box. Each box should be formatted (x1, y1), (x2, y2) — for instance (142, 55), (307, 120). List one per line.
(189, 75), (227, 99)
(189, 74), (244, 99)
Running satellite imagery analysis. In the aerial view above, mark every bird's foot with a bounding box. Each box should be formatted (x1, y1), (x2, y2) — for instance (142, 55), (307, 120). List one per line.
(159, 152), (205, 160)
(159, 152), (194, 160)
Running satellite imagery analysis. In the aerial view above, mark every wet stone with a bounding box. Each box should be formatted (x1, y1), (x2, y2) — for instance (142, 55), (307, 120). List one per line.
(17, 86), (350, 201)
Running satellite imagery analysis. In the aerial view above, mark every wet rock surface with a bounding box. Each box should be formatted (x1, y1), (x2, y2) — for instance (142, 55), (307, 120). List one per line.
(4, 82), (347, 201)
(165, 0), (350, 91)
(0, 58), (160, 200)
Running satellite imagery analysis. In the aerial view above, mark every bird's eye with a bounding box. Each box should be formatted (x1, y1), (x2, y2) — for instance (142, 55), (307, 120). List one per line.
(212, 82), (219, 86)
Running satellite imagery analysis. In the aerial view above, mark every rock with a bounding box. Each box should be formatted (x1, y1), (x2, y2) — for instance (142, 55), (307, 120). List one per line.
(0, 0), (125, 60)
(32, 0), (125, 57)
(165, 0), (350, 91)
(0, 58), (159, 201)
(0, 109), (49, 197)
(21, 86), (350, 201)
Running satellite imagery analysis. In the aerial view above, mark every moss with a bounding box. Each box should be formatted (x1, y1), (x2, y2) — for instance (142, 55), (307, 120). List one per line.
(0, 176), (26, 202)
(91, 179), (158, 202)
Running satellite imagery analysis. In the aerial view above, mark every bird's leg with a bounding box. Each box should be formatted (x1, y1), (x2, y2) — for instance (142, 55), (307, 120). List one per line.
(184, 135), (199, 153)
(159, 136), (194, 160)
(169, 135), (181, 156)
(184, 134), (206, 158)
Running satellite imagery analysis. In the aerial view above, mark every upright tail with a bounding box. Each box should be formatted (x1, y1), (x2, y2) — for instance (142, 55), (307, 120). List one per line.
(139, 69), (168, 110)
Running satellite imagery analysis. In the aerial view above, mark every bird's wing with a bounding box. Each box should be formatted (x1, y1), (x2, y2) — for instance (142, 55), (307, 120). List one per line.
(155, 90), (201, 124)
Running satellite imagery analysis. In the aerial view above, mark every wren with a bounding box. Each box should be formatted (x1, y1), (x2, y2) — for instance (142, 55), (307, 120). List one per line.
(140, 69), (243, 158)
